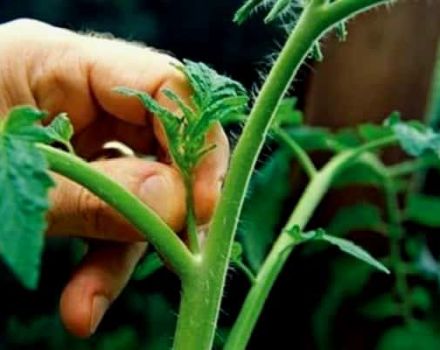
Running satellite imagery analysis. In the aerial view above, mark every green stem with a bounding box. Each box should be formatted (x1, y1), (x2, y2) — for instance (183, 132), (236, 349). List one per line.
(225, 137), (398, 350)
(39, 145), (196, 279)
(387, 156), (439, 178)
(233, 260), (257, 285)
(273, 127), (317, 179)
(184, 174), (200, 255)
(382, 176), (414, 324)
(172, 0), (392, 348)
(348, 154), (414, 324)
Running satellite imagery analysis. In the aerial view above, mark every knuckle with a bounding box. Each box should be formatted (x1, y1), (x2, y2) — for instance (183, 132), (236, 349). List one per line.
(76, 186), (108, 235)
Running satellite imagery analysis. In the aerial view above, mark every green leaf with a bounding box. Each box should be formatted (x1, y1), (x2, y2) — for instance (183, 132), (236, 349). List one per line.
(231, 242), (244, 262)
(0, 106), (55, 289)
(377, 324), (440, 350)
(286, 127), (334, 151)
(327, 203), (384, 236)
(116, 60), (248, 175)
(270, 97), (303, 129)
(44, 113), (74, 151)
(132, 252), (164, 281)
(332, 161), (382, 187)
(239, 148), (293, 271)
(360, 294), (400, 319)
(386, 113), (440, 157)
(406, 193), (440, 227)
(358, 123), (393, 142)
(321, 234), (389, 274)
(288, 227), (389, 274)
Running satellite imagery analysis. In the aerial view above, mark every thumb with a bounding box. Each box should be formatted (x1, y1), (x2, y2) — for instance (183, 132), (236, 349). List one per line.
(47, 158), (186, 240)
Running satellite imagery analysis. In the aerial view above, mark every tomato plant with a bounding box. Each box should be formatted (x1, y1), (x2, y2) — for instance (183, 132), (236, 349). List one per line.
(4, 0), (440, 349)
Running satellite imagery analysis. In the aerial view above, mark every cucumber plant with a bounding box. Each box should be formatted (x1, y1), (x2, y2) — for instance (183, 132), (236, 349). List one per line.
(6, 0), (440, 349)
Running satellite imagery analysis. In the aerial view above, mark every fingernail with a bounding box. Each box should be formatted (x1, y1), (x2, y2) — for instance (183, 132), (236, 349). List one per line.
(90, 295), (109, 335)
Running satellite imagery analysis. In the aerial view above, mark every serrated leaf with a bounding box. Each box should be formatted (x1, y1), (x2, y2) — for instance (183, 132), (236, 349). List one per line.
(0, 106), (55, 289)
(327, 203), (384, 236)
(44, 113), (74, 151)
(239, 148), (293, 271)
(406, 193), (440, 227)
(116, 60), (248, 175)
(385, 113), (440, 157)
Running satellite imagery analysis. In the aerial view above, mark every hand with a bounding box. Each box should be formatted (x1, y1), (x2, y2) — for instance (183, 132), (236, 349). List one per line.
(0, 19), (229, 337)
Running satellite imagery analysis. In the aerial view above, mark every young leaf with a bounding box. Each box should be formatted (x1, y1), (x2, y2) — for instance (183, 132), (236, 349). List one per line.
(406, 193), (440, 227)
(0, 106), (56, 289)
(385, 113), (440, 157)
(288, 227), (389, 274)
(270, 97), (303, 128)
(239, 148), (293, 271)
(44, 113), (74, 151)
(116, 60), (248, 175)
(327, 203), (384, 236)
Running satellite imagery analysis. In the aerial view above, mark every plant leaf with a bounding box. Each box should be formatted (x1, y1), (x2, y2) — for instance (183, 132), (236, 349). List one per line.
(116, 60), (247, 175)
(44, 113), (74, 151)
(321, 234), (389, 274)
(288, 227), (389, 274)
(270, 97), (303, 129)
(0, 106), (55, 289)
(239, 148), (293, 271)
(385, 113), (440, 157)
(406, 193), (440, 227)
(327, 203), (384, 236)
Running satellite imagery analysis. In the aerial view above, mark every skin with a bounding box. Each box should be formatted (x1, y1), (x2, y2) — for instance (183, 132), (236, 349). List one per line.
(0, 19), (229, 338)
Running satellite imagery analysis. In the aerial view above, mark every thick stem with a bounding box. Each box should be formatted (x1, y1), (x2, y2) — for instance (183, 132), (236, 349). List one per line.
(39, 145), (196, 279)
(173, 0), (392, 348)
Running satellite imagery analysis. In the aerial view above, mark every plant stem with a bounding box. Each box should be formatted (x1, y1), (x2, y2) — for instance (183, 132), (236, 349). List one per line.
(273, 127), (317, 179)
(172, 0), (392, 348)
(184, 174), (200, 254)
(382, 176), (414, 324)
(39, 145), (196, 279)
(225, 137), (398, 349)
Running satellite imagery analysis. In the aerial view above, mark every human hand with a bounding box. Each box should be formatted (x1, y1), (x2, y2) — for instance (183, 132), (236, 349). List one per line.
(0, 19), (229, 337)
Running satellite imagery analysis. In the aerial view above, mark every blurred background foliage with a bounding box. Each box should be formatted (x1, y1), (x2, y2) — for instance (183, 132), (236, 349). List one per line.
(1, 0), (440, 349)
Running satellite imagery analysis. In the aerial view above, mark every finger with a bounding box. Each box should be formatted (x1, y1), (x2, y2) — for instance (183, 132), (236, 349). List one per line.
(1, 19), (190, 148)
(60, 242), (147, 338)
(47, 158), (186, 240)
